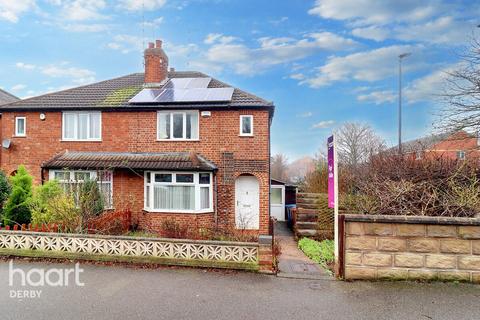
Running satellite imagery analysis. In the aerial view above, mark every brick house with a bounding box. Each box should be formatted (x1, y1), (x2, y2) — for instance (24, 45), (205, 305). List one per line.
(397, 130), (480, 161)
(0, 89), (18, 105)
(0, 40), (274, 235)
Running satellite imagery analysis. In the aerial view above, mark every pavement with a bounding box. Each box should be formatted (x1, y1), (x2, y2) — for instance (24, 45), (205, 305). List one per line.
(275, 221), (331, 280)
(1, 260), (479, 320)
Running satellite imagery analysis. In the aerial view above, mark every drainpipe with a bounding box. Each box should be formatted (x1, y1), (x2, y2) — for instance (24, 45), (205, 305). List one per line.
(214, 172), (218, 227)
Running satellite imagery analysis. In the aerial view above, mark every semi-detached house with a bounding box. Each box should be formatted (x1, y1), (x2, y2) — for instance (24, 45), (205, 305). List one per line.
(0, 40), (275, 235)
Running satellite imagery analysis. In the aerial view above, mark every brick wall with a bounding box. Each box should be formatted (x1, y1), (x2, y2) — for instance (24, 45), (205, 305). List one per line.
(0, 109), (271, 235)
(343, 215), (480, 283)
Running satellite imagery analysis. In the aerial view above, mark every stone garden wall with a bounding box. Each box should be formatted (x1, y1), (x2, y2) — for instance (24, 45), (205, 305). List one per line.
(343, 215), (480, 283)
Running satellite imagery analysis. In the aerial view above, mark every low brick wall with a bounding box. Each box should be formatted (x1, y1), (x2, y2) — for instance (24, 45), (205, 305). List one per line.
(0, 230), (274, 272)
(343, 215), (480, 283)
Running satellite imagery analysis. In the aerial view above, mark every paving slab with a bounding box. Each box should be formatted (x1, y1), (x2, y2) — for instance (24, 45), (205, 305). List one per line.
(274, 221), (333, 280)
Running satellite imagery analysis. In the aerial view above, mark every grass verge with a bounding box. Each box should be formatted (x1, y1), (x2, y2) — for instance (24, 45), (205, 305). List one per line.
(298, 238), (334, 274)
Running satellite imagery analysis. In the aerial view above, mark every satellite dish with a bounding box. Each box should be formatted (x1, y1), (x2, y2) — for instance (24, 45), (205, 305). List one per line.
(2, 139), (11, 149)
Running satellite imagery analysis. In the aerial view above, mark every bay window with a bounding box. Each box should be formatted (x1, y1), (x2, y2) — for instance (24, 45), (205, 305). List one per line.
(144, 172), (213, 213)
(49, 170), (113, 209)
(62, 112), (101, 141)
(157, 111), (199, 140)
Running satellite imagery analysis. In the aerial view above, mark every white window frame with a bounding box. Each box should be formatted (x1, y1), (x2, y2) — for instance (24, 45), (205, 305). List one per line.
(157, 110), (199, 141)
(49, 169), (113, 209)
(144, 171), (213, 213)
(457, 150), (466, 160)
(15, 116), (26, 137)
(62, 111), (102, 141)
(239, 115), (253, 136)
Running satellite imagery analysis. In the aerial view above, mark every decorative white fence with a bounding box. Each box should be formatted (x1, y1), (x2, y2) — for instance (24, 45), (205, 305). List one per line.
(0, 230), (258, 266)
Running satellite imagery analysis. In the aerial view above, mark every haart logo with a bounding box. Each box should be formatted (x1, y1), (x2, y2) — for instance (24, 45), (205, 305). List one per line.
(8, 260), (85, 299)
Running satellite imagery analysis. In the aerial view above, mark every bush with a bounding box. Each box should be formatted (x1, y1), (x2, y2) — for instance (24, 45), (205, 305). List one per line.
(298, 238), (334, 272)
(345, 155), (480, 217)
(79, 179), (104, 223)
(3, 165), (33, 227)
(0, 170), (11, 211)
(30, 180), (81, 232)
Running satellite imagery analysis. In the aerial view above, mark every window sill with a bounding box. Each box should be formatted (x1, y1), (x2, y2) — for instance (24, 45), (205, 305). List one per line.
(143, 208), (213, 214)
(13, 135), (26, 138)
(156, 139), (200, 142)
(239, 134), (254, 137)
(61, 139), (102, 142)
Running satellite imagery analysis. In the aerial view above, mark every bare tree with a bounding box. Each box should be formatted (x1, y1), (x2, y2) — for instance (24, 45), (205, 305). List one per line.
(438, 37), (480, 133)
(271, 153), (289, 182)
(334, 122), (386, 166)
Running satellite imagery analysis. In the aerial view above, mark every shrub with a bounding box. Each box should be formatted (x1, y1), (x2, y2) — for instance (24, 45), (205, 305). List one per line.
(79, 179), (104, 223)
(0, 170), (11, 211)
(3, 165), (33, 227)
(298, 238), (334, 272)
(30, 180), (81, 232)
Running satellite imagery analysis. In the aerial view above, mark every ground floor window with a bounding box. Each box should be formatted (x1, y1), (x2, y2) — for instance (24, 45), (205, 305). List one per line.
(49, 170), (113, 209)
(144, 171), (213, 213)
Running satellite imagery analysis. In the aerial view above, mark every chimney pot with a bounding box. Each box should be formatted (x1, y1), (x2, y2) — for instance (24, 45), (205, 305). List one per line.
(148, 42), (154, 49)
(156, 40), (162, 48)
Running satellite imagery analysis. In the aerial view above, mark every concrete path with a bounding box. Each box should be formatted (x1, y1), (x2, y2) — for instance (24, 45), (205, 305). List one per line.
(274, 221), (332, 280)
(2, 260), (480, 320)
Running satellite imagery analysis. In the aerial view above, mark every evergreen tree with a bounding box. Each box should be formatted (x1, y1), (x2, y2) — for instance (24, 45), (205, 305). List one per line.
(3, 165), (33, 226)
(0, 170), (11, 211)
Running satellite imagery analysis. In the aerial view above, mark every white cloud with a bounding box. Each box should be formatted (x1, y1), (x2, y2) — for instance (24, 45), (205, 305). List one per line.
(297, 111), (313, 118)
(119, 0), (166, 11)
(0, 0), (36, 23)
(16, 61), (95, 85)
(200, 32), (357, 75)
(143, 17), (164, 28)
(40, 63), (96, 84)
(357, 90), (396, 105)
(394, 16), (472, 45)
(62, 23), (109, 32)
(404, 64), (456, 103)
(107, 35), (143, 54)
(312, 120), (335, 129)
(290, 73), (305, 80)
(16, 62), (36, 70)
(352, 26), (389, 41)
(308, 0), (439, 25)
(11, 84), (27, 91)
(301, 45), (421, 88)
(60, 0), (107, 21)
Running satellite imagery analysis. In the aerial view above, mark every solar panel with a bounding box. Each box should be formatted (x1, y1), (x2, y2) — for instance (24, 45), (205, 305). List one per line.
(128, 89), (163, 103)
(128, 84), (234, 104)
(164, 77), (211, 89)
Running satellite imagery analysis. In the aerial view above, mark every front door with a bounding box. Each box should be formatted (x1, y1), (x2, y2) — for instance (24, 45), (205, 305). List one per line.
(235, 176), (260, 229)
(270, 185), (285, 221)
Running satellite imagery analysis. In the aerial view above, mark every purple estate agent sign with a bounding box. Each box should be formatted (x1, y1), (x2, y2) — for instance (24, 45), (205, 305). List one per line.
(327, 135), (335, 208)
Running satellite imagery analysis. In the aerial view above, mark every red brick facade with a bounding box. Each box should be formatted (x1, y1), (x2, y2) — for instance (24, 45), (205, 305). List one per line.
(0, 108), (271, 235)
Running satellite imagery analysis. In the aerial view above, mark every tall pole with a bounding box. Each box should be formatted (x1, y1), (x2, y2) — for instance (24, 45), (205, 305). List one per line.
(398, 52), (411, 154)
(398, 57), (402, 154)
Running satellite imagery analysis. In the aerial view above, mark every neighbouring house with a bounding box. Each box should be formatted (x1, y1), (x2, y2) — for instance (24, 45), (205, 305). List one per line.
(0, 40), (274, 235)
(394, 130), (480, 161)
(0, 89), (19, 105)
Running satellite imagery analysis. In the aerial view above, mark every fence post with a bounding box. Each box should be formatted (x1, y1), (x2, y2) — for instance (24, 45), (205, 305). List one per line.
(258, 235), (274, 274)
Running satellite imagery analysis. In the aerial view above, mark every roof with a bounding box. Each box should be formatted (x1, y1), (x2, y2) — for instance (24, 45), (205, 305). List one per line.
(390, 131), (477, 153)
(0, 89), (19, 105)
(0, 71), (273, 111)
(42, 151), (218, 171)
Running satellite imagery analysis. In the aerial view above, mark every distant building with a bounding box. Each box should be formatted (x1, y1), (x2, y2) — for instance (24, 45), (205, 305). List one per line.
(393, 130), (479, 161)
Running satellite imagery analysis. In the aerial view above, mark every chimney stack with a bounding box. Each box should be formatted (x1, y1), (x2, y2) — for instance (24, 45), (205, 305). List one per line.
(144, 39), (168, 86)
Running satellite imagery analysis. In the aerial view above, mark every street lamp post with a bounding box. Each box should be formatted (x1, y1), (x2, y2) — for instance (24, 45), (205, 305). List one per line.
(398, 52), (411, 154)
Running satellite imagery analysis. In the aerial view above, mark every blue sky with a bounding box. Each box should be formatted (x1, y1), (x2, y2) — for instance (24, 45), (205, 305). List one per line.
(0, 0), (478, 160)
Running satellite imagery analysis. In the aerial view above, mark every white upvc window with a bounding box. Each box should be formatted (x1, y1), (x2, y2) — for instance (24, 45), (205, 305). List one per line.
(240, 115), (253, 136)
(144, 171), (213, 213)
(457, 150), (466, 160)
(62, 112), (101, 141)
(157, 111), (199, 140)
(49, 170), (113, 209)
(15, 117), (26, 137)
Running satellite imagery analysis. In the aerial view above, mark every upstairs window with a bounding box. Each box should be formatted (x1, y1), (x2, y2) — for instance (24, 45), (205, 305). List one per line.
(62, 112), (101, 141)
(457, 150), (466, 160)
(157, 111), (199, 140)
(15, 117), (26, 137)
(240, 115), (253, 136)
